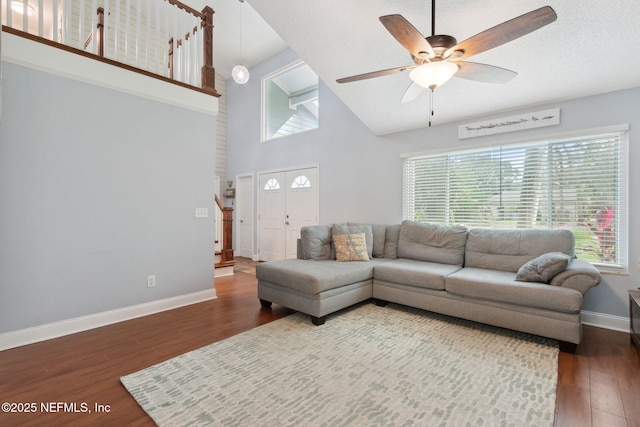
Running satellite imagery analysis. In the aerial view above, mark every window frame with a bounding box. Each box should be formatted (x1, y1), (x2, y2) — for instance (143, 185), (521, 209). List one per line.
(401, 124), (629, 274)
(261, 59), (319, 142)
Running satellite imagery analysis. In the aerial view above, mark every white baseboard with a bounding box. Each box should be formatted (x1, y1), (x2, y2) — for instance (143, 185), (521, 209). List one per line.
(581, 310), (630, 333)
(0, 288), (217, 351)
(214, 266), (234, 277)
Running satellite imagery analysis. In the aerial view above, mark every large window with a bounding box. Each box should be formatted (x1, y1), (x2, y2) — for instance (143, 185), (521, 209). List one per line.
(262, 60), (319, 141)
(403, 126), (628, 271)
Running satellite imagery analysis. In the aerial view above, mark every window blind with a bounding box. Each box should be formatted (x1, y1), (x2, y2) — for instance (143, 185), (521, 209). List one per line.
(403, 130), (627, 269)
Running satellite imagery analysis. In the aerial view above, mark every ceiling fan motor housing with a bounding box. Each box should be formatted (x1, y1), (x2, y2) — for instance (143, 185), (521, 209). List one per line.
(414, 34), (458, 63)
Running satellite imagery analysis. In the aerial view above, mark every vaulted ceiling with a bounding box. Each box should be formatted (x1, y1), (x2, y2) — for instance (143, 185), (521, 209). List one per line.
(195, 0), (640, 136)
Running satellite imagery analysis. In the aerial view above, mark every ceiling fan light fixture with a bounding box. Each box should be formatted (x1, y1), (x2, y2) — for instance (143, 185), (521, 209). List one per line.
(232, 65), (250, 84)
(409, 61), (458, 90)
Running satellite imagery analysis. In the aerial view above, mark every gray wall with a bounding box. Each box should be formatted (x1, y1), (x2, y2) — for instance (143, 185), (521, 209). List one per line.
(0, 63), (217, 333)
(226, 48), (640, 319)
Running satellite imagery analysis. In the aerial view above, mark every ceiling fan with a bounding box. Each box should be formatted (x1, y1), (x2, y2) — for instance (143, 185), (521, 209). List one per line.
(336, 2), (557, 104)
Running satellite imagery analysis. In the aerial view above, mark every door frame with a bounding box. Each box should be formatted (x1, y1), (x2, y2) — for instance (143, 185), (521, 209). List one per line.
(235, 173), (255, 259)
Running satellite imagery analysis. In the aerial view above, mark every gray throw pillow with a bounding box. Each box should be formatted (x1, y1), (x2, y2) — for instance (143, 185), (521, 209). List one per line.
(300, 225), (332, 260)
(515, 252), (571, 283)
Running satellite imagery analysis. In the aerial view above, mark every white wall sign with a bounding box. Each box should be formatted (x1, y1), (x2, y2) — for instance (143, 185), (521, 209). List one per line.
(458, 108), (560, 139)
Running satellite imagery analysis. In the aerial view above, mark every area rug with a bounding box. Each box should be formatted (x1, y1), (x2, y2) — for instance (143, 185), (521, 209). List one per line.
(121, 304), (558, 426)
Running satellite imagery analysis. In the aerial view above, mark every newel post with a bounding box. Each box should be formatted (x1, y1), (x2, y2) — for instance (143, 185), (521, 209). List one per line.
(201, 6), (218, 96)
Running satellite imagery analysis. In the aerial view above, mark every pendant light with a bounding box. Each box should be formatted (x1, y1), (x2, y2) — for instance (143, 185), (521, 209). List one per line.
(232, 0), (250, 84)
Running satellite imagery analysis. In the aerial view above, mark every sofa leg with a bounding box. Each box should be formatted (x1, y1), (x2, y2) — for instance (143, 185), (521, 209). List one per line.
(259, 299), (272, 309)
(373, 299), (389, 307)
(311, 316), (326, 326)
(559, 341), (577, 354)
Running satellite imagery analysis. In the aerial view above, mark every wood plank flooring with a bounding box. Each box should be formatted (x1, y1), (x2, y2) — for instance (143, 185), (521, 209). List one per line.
(0, 271), (638, 426)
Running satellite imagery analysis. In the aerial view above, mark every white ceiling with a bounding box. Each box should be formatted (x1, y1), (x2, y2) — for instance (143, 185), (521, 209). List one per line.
(183, 0), (288, 80)
(189, 0), (640, 136)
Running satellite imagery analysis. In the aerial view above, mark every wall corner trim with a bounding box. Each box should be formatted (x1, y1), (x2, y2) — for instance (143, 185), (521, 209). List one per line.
(0, 289), (217, 351)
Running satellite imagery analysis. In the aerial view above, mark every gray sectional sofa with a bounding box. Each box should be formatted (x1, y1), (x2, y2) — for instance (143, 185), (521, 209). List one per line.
(256, 220), (601, 352)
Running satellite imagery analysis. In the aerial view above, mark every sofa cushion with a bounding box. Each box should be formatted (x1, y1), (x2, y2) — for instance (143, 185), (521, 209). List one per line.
(332, 224), (374, 258)
(445, 267), (582, 313)
(300, 225), (333, 260)
(464, 228), (574, 273)
(384, 224), (401, 259)
(334, 233), (370, 262)
(516, 252), (571, 283)
(349, 223), (386, 257)
(397, 220), (468, 265)
(256, 259), (375, 294)
(374, 259), (462, 291)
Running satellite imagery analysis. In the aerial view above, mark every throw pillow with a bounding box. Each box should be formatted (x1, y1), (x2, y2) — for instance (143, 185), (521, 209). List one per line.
(331, 224), (374, 258)
(515, 252), (571, 283)
(334, 233), (370, 262)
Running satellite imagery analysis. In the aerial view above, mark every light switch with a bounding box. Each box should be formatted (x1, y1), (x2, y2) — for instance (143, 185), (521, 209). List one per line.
(195, 208), (209, 218)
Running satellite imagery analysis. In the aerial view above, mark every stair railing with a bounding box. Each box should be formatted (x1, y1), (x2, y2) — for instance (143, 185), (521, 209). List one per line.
(214, 195), (234, 266)
(2, 0), (217, 95)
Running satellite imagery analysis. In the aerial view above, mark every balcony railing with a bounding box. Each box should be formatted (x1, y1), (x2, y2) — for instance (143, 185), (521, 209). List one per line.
(2, 0), (218, 96)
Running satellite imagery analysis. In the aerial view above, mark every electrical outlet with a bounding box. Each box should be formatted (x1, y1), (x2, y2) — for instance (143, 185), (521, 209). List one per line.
(147, 275), (156, 288)
(195, 208), (209, 218)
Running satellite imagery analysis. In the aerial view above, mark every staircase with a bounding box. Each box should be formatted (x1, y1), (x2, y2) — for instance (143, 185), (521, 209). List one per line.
(214, 195), (235, 277)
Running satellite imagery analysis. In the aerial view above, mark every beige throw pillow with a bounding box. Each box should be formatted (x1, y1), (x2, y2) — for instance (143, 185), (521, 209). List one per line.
(334, 233), (370, 262)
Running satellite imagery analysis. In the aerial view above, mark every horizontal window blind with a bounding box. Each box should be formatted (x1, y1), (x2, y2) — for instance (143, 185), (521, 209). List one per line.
(403, 131), (627, 268)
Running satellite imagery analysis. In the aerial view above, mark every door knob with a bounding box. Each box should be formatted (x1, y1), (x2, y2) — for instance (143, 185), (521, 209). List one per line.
(285, 221), (290, 225)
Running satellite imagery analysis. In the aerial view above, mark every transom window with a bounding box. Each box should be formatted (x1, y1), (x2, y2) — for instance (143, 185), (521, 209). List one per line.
(403, 126), (628, 271)
(291, 175), (311, 189)
(263, 178), (281, 191)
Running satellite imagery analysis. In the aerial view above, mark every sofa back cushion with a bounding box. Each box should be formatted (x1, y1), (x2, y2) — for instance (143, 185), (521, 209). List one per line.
(300, 225), (333, 260)
(348, 223), (386, 258)
(384, 224), (401, 259)
(397, 220), (468, 265)
(465, 228), (575, 272)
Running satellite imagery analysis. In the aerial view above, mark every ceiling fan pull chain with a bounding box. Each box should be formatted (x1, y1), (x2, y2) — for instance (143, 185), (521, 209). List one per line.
(429, 89), (434, 127)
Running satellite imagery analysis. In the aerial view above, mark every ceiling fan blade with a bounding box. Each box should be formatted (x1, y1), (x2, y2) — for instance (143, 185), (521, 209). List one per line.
(453, 61), (517, 84)
(379, 14), (435, 59)
(336, 65), (414, 84)
(401, 82), (424, 103)
(446, 6), (557, 60)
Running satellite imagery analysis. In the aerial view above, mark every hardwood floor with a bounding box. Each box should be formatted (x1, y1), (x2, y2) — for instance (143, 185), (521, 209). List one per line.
(0, 272), (638, 426)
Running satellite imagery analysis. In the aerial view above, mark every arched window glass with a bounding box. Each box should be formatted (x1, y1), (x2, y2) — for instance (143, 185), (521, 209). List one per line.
(291, 175), (311, 189)
(264, 178), (281, 190)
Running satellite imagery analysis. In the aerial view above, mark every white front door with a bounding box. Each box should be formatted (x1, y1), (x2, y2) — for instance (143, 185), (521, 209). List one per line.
(258, 167), (318, 261)
(236, 174), (254, 258)
(258, 172), (286, 261)
(285, 168), (318, 259)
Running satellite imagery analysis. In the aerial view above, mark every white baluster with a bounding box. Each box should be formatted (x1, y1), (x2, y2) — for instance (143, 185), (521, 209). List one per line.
(22, 0), (28, 33)
(6, 0), (12, 28)
(114, 0), (120, 61)
(79, 0), (84, 50)
(103, 0), (110, 57)
(91, 0), (97, 54)
(124, 0), (130, 63)
(165, 0), (170, 77)
(145, 0), (150, 71)
(135, 0), (140, 67)
(38, 0), (44, 37)
(52, 0), (58, 42)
